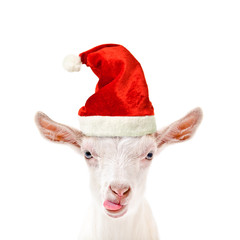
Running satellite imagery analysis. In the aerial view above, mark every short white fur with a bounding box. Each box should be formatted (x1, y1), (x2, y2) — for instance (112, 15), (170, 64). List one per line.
(35, 107), (202, 240)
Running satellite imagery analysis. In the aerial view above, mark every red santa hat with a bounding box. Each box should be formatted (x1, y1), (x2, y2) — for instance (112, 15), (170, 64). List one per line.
(63, 44), (156, 137)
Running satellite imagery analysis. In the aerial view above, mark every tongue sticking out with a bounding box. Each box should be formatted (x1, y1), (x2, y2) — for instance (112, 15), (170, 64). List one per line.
(104, 200), (123, 211)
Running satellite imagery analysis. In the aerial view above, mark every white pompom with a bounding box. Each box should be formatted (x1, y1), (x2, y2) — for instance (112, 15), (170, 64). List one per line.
(63, 55), (82, 72)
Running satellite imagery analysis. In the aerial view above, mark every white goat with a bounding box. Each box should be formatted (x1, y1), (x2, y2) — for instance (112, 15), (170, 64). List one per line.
(35, 107), (202, 240)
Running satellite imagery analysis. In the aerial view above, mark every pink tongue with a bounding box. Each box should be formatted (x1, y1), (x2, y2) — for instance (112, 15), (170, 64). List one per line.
(103, 200), (122, 211)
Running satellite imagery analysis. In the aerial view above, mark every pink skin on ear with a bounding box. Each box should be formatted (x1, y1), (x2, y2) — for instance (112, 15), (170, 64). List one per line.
(156, 107), (203, 148)
(35, 112), (82, 148)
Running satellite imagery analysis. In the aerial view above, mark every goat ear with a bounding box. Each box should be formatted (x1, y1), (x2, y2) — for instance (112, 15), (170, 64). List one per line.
(35, 112), (83, 148)
(156, 107), (203, 148)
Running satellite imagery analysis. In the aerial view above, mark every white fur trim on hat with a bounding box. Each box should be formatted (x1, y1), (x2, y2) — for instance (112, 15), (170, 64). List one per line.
(78, 116), (157, 137)
(63, 55), (82, 72)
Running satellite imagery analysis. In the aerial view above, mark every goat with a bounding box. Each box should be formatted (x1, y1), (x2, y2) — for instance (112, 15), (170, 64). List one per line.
(35, 107), (202, 240)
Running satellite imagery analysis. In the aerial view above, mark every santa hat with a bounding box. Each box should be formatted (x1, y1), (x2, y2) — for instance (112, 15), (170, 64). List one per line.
(63, 44), (156, 137)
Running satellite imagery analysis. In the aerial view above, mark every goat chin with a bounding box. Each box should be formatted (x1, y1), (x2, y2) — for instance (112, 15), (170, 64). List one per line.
(78, 198), (159, 240)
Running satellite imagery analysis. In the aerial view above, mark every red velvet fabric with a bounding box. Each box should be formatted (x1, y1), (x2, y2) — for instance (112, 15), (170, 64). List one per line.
(78, 44), (154, 117)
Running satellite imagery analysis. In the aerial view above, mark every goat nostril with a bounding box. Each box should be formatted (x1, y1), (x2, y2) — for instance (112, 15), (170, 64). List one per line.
(110, 185), (131, 197)
(123, 187), (130, 195)
(110, 186), (118, 195)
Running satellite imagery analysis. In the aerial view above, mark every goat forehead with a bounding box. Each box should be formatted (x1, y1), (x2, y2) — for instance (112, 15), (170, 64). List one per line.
(82, 136), (156, 158)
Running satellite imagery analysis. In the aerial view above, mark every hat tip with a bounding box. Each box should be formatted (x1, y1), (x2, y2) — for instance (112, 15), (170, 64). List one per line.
(63, 54), (82, 72)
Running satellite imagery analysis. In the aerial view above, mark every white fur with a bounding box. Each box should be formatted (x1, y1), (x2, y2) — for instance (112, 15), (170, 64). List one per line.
(79, 115), (157, 137)
(79, 199), (158, 240)
(78, 136), (159, 240)
(63, 54), (82, 72)
(35, 107), (202, 240)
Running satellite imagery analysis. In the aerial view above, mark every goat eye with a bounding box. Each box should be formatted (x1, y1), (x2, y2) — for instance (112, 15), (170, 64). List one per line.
(84, 151), (93, 159)
(145, 152), (153, 160)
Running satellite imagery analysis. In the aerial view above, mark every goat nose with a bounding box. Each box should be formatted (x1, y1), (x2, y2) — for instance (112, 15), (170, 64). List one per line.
(110, 184), (131, 197)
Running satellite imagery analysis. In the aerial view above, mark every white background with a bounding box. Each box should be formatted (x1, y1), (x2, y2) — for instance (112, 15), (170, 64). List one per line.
(0, 0), (240, 239)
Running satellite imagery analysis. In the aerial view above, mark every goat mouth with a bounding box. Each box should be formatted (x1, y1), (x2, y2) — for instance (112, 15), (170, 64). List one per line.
(103, 200), (127, 218)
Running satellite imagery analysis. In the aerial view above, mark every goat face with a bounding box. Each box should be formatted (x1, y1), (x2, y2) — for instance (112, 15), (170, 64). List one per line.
(35, 108), (202, 219)
(81, 136), (156, 218)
